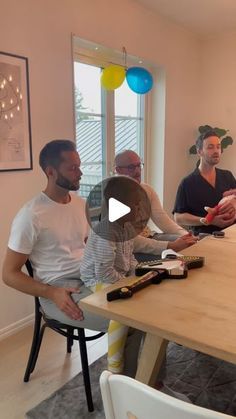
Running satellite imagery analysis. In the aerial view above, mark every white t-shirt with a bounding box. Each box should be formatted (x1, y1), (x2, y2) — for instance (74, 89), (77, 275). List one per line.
(8, 192), (89, 284)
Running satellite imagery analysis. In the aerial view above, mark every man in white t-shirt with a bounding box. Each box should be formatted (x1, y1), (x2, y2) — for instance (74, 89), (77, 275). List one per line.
(2, 140), (142, 377)
(114, 150), (197, 257)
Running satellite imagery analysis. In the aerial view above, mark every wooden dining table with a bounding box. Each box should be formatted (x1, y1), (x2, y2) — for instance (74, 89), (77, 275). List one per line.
(209, 223), (236, 243)
(80, 225), (236, 386)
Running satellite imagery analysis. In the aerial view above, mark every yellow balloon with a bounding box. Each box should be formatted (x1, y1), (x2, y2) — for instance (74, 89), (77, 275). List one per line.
(101, 65), (126, 90)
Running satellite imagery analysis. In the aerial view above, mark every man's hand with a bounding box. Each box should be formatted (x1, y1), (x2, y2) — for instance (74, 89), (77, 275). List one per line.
(211, 213), (235, 228)
(168, 233), (198, 252)
(218, 201), (236, 218)
(205, 203), (235, 227)
(223, 188), (236, 197)
(48, 287), (84, 321)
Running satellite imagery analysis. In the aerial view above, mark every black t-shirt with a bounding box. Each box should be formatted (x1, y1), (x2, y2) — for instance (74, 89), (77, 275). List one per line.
(173, 168), (236, 234)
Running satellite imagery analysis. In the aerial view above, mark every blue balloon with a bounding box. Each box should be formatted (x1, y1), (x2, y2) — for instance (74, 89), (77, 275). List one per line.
(126, 67), (153, 94)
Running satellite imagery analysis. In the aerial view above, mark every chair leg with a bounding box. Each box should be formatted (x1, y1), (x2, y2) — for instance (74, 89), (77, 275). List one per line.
(78, 329), (94, 412)
(24, 310), (42, 382)
(29, 323), (47, 374)
(67, 328), (74, 353)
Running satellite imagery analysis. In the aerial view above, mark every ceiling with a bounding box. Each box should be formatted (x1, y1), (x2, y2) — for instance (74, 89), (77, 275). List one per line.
(135, 0), (236, 38)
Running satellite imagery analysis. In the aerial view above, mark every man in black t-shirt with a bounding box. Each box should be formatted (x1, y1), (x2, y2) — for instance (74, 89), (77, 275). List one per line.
(173, 130), (236, 234)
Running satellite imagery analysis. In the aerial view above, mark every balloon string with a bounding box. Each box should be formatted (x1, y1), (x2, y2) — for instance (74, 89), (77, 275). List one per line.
(122, 46), (127, 70)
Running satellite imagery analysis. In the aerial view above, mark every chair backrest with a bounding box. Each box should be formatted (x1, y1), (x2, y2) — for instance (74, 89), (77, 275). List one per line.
(25, 259), (33, 277)
(100, 370), (234, 419)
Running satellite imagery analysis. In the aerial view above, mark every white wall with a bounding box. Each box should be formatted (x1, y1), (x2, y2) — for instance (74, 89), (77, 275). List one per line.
(0, 0), (202, 333)
(200, 30), (236, 175)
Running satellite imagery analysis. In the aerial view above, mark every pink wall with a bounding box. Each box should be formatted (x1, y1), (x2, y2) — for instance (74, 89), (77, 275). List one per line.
(200, 31), (236, 175)
(0, 0), (201, 332)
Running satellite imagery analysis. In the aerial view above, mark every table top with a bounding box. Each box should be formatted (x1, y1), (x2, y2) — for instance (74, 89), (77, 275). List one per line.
(209, 223), (236, 243)
(80, 232), (236, 364)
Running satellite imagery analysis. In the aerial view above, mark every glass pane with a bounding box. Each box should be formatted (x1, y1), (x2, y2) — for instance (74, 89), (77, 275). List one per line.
(74, 62), (101, 115)
(115, 78), (138, 117)
(76, 116), (104, 198)
(115, 118), (142, 155)
(74, 61), (105, 197)
(115, 80), (144, 157)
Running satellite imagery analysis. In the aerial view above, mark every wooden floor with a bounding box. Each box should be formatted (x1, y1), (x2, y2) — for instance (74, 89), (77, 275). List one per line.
(0, 325), (107, 419)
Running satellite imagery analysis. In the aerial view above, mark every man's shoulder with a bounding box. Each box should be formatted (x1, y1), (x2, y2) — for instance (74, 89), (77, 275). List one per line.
(178, 169), (199, 186)
(141, 182), (150, 190)
(12, 193), (44, 226)
(140, 183), (162, 204)
(22, 192), (86, 213)
(141, 182), (155, 195)
(19, 193), (45, 213)
(216, 168), (234, 177)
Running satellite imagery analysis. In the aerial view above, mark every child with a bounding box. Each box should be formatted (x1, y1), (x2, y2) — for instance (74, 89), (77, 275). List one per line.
(80, 176), (145, 373)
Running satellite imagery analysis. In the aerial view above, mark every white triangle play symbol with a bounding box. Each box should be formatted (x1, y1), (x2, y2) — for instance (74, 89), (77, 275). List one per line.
(108, 197), (131, 222)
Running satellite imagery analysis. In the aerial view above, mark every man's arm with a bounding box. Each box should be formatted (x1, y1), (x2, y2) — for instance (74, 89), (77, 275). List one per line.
(143, 184), (187, 236)
(134, 234), (168, 254)
(174, 212), (203, 227)
(175, 206), (235, 229)
(2, 248), (83, 321)
(204, 201), (235, 228)
(133, 233), (197, 255)
(172, 178), (197, 229)
(223, 188), (236, 197)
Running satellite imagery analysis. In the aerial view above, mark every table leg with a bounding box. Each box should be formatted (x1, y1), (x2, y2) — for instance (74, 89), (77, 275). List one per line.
(135, 333), (168, 386)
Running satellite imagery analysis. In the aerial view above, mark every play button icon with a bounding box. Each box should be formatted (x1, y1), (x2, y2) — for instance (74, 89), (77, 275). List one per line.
(85, 176), (151, 242)
(108, 198), (131, 222)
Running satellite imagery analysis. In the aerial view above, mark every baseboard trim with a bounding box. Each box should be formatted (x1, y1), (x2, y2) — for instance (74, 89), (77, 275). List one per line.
(0, 314), (34, 341)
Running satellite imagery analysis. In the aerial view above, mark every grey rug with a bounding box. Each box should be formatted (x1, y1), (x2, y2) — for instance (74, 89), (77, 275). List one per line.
(26, 343), (236, 419)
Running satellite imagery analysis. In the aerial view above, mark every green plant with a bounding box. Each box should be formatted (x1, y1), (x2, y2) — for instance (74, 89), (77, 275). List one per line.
(189, 125), (234, 155)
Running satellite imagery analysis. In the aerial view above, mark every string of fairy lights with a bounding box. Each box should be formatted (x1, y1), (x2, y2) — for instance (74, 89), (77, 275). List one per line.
(0, 72), (22, 127)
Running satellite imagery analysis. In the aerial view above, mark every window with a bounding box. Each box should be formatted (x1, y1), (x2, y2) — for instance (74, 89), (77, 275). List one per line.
(74, 62), (104, 198)
(115, 79), (144, 158)
(73, 44), (147, 198)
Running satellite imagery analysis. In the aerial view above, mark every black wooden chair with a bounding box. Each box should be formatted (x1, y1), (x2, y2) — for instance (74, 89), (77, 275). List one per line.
(24, 260), (105, 412)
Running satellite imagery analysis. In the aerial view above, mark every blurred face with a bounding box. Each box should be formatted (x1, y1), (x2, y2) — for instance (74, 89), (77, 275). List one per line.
(115, 151), (143, 184)
(198, 136), (221, 166)
(55, 151), (82, 191)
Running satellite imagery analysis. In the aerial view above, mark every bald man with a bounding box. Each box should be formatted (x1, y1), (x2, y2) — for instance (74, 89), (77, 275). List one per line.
(115, 150), (197, 257)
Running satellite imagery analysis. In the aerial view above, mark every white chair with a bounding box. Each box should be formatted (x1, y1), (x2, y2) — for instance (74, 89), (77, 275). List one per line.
(100, 370), (234, 419)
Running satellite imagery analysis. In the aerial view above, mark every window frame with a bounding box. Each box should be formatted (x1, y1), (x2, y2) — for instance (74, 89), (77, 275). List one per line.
(73, 41), (151, 185)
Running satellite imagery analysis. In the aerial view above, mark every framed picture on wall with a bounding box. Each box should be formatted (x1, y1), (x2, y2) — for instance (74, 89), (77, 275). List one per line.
(0, 51), (32, 171)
